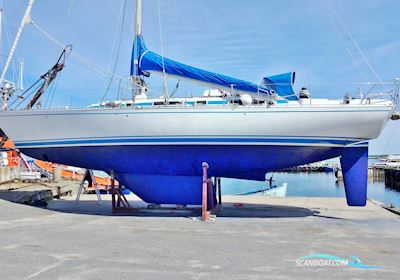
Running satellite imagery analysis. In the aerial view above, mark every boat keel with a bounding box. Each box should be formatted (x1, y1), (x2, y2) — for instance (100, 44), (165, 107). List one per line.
(117, 173), (217, 205)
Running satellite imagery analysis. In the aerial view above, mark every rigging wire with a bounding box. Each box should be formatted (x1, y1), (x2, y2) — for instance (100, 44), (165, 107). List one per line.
(0, 3), (3, 67)
(43, 79), (55, 108)
(104, 0), (124, 88)
(321, 1), (366, 81)
(165, 0), (170, 59)
(10, 82), (42, 109)
(117, 78), (122, 100)
(326, 1), (397, 156)
(7, 76), (42, 108)
(43, 0), (74, 109)
(30, 20), (163, 98)
(169, 80), (180, 98)
(1, 14), (17, 83)
(157, 0), (169, 101)
(32, 20), (119, 78)
(326, 0), (387, 90)
(46, 71), (62, 109)
(100, 0), (126, 103)
(60, 0), (74, 44)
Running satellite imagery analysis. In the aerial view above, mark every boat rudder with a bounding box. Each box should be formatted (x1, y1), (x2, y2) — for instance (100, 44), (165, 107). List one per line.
(340, 145), (368, 206)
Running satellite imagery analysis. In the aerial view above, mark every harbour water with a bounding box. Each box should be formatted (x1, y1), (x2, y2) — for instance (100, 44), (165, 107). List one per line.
(222, 172), (400, 208)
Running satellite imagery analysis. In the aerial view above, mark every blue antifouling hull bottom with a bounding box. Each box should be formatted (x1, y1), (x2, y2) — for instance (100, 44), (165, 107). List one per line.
(20, 144), (351, 205)
(340, 146), (368, 206)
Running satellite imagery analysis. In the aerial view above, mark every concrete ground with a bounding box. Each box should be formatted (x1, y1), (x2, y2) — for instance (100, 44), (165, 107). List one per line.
(0, 195), (399, 280)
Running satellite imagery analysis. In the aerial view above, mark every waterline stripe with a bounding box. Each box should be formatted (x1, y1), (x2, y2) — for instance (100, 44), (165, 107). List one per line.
(14, 135), (366, 143)
(15, 137), (356, 147)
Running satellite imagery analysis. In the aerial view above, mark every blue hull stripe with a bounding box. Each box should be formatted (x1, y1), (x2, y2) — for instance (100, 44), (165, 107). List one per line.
(15, 137), (357, 147)
(14, 134), (366, 142)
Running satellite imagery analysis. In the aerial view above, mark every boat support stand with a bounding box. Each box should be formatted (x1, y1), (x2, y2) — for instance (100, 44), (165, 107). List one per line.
(109, 170), (133, 214)
(75, 169), (101, 204)
(202, 162), (219, 221)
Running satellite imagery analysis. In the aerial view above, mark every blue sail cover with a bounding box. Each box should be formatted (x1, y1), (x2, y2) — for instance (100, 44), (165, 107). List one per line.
(131, 35), (298, 99)
(262, 72), (298, 100)
(130, 35), (148, 77)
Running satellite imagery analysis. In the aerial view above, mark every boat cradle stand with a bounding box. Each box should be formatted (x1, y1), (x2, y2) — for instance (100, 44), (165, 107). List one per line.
(201, 162), (221, 221)
(109, 170), (133, 214)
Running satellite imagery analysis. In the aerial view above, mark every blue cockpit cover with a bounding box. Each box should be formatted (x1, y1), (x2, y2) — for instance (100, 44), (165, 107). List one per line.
(131, 35), (298, 99)
(262, 72), (298, 100)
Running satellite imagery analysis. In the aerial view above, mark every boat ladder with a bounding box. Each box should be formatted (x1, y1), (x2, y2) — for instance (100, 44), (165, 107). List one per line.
(75, 169), (102, 204)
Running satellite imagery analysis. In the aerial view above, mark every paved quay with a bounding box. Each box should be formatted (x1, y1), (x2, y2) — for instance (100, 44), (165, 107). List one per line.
(0, 195), (399, 280)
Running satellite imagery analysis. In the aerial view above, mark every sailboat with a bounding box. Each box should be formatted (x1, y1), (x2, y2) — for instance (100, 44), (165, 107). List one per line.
(0, 0), (398, 206)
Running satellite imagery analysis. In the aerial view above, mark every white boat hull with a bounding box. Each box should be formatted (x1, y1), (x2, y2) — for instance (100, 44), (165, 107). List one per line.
(0, 102), (394, 206)
(0, 104), (393, 148)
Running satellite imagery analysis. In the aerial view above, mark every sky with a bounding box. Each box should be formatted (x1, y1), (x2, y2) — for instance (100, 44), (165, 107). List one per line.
(1, 0), (399, 154)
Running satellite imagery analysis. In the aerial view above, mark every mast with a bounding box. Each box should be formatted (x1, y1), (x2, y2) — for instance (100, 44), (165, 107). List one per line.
(0, 0), (35, 110)
(131, 0), (144, 101)
(0, 5), (3, 60)
(135, 0), (142, 37)
(18, 60), (24, 91)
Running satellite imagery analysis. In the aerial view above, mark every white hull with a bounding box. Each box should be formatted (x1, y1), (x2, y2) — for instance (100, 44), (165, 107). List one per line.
(0, 100), (394, 206)
(262, 183), (288, 197)
(0, 102), (394, 148)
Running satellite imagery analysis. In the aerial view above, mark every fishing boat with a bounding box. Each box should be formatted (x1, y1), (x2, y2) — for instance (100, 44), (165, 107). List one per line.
(0, 0), (398, 206)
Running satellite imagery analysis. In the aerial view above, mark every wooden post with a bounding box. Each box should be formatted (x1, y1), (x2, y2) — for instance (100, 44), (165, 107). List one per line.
(202, 162), (209, 221)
